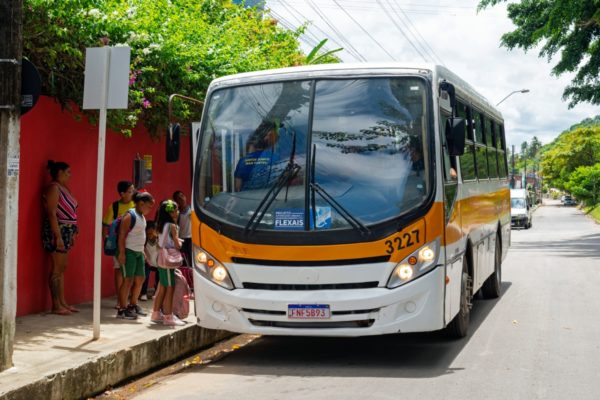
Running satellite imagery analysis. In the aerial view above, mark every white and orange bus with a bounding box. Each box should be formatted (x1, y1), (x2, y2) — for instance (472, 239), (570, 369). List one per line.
(190, 64), (510, 338)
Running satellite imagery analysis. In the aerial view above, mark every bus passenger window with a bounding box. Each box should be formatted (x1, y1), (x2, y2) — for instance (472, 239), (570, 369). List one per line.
(474, 111), (484, 143)
(476, 145), (488, 179)
(498, 150), (508, 177)
(440, 113), (457, 182)
(488, 148), (499, 178)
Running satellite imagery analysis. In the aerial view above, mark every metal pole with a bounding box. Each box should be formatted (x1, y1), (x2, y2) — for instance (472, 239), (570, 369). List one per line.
(93, 47), (110, 340)
(0, 0), (22, 371)
(510, 145), (515, 188)
(524, 158), (527, 189)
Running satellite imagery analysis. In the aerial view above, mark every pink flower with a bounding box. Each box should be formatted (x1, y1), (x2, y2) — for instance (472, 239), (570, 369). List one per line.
(142, 99), (151, 108)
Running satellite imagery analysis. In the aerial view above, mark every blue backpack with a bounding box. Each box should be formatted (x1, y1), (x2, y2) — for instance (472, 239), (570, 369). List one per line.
(104, 209), (136, 256)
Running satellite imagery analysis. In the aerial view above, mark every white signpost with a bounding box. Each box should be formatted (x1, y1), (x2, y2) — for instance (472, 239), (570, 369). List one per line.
(83, 46), (130, 340)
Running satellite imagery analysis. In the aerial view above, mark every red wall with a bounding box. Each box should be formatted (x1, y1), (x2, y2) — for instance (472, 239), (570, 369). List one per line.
(18, 96), (191, 316)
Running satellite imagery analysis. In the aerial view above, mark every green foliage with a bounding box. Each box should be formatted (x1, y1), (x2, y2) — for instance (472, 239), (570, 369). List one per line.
(306, 39), (343, 65)
(565, 163), (600, 206)
(564, 114), (600, 132)
(587, 202), (600, 221)
(478, 0), (600, 108)
(540, 126), (600, 189)
(510, 136), (542, 173)
(23, 0), (324, 137)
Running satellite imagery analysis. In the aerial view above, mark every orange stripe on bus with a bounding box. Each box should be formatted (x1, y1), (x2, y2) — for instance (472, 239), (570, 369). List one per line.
(193, 213), (430, 264)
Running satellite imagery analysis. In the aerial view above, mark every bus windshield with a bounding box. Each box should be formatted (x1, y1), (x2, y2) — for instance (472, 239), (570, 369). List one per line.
(511, 198), (526, 209)
(197, 77), (430, 232)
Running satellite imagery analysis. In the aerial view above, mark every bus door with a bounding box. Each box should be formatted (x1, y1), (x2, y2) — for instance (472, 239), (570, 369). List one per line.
(440, 109), (463, 324)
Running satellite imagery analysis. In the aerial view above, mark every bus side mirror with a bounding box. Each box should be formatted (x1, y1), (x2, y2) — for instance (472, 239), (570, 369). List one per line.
(166, 123), (181, 163)
(445, 118), (465, 156)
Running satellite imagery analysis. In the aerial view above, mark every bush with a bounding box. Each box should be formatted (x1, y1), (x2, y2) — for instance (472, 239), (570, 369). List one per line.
(23, 0), (327, 137)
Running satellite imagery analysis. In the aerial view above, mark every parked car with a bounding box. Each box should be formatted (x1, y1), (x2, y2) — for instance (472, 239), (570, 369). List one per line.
(563, 196), (577, 206)
(511, 189), (533, 229)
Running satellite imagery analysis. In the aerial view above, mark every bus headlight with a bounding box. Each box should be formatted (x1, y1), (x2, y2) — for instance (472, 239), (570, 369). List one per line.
(193, 245), (235, 290)
(387, 238), (441, 288)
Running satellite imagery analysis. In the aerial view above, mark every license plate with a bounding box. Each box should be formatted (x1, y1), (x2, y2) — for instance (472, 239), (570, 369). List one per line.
(288, 304), (330, 319)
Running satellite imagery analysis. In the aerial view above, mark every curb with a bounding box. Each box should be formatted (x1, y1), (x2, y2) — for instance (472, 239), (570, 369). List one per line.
(0, 326), (232, 400)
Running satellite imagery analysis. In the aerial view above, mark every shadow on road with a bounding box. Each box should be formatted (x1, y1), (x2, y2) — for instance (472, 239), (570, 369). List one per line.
(510, 233), (600, 259)
(187, 282), (512, 379)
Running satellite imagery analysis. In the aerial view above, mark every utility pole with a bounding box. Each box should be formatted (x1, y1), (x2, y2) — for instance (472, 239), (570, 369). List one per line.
(510, 145), (515, 188)
(0, 0), (23, 371)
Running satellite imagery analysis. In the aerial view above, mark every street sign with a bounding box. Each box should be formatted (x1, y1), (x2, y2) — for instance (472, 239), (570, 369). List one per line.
(82, 46), (131, 340)
(83, 46), (130, 110)
(20, 59), (41, 115)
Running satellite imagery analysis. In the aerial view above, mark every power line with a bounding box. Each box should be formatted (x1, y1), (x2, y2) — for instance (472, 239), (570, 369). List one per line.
(332, 0), (397, 61)
(276, 1), (325, 47)
(305, 0), (367, 61)
(389, 0), (445, 65)
(269, 9), (320, 48)
(375, 0), (428, 62)
(278, 0), (342, 52)
(268, 0), (481, 16)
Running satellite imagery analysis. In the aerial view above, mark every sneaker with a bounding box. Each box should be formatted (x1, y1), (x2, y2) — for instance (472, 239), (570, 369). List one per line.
(116, 308), (137, 320)
(150, 310), (163, 323)
(163, 314), (185, 326)
(130, 304), (147, 316)
(139, 294), (148, 301)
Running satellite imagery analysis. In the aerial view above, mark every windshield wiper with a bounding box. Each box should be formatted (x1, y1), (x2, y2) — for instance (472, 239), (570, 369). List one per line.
(309, 144), (370, 236)
(245, 131), (300, 234)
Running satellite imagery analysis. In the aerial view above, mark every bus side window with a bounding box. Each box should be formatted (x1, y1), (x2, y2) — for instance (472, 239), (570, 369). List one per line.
(476, 113), (489, 180)
(497, 123), (509, 178)
(440, 112), (457, 182)
(458, 103), (476, 180)
(487, 120), (499, 179)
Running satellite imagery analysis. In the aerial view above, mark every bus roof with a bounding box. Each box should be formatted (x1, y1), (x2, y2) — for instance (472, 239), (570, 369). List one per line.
(208, 63), (502, 121)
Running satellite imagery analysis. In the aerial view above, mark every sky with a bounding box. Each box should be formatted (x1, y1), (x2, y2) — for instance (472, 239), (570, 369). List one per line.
(265, 0), (600, 152)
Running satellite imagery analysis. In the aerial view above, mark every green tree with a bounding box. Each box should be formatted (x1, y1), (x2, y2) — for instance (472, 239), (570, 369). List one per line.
(565, 163), (600, 206)
(540, 126), (600, 189)
(23, 0), (334, 137)
(478, 0), (600, 107)
(520, 141), (528, 158)
(528, 136), (542, 159)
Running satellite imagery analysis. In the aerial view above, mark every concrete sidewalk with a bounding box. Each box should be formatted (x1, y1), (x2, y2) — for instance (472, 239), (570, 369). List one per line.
(0, 297), (232, 400)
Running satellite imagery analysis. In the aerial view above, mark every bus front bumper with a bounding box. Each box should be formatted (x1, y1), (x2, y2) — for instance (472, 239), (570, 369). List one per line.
(192, 266), (446, 337)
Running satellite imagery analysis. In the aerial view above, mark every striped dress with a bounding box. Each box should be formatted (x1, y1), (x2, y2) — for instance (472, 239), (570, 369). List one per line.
(50, 182), (78, 224)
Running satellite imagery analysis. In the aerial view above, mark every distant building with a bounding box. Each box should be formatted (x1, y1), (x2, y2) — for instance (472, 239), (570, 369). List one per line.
(232, 0), (265, 9)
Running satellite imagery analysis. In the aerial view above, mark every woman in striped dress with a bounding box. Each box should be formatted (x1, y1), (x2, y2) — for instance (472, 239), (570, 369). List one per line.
(42, 160), (78, 315)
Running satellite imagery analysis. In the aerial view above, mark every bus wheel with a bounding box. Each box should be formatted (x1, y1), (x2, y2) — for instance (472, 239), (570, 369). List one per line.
(482, 234), (502, 299)
(446, 257), (472, 339)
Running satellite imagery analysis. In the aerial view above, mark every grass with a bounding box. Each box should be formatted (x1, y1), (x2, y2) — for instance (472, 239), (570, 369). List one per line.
(584, 204), (600, 223)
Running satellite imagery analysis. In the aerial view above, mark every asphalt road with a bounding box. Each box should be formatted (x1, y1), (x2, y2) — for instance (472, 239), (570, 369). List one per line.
(116, 199), (600, 400)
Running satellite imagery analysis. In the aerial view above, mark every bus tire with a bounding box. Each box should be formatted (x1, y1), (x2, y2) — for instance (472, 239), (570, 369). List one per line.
(446, 257), (472, 339)
(482, 234), (502, 299)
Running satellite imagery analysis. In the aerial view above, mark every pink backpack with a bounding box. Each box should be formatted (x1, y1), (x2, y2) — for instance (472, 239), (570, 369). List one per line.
(172, 269), (190, 320)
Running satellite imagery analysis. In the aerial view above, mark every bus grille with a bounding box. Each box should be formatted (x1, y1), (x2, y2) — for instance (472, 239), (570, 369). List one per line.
(232, 256), (390, 266)
(241, 282), (379, 290)
(248, 319), (375, 329)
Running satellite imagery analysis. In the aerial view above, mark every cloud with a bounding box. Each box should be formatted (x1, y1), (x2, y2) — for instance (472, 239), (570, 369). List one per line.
(267, 0), (599, 151)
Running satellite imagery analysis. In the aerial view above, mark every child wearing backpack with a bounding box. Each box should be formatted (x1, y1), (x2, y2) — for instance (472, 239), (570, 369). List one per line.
(151, 200), (185, 326)
(102, 181), (135, 305)
(116, 191), (155, 320)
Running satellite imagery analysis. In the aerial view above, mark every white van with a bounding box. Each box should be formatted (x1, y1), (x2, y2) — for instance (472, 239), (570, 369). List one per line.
(511, 189), (532, 229)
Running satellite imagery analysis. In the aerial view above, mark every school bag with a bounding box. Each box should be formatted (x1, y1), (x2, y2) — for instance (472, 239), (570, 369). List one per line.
(112, 201), (120, 220)
(172, 269), (190, 320)
(103, 209), (136, 256)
